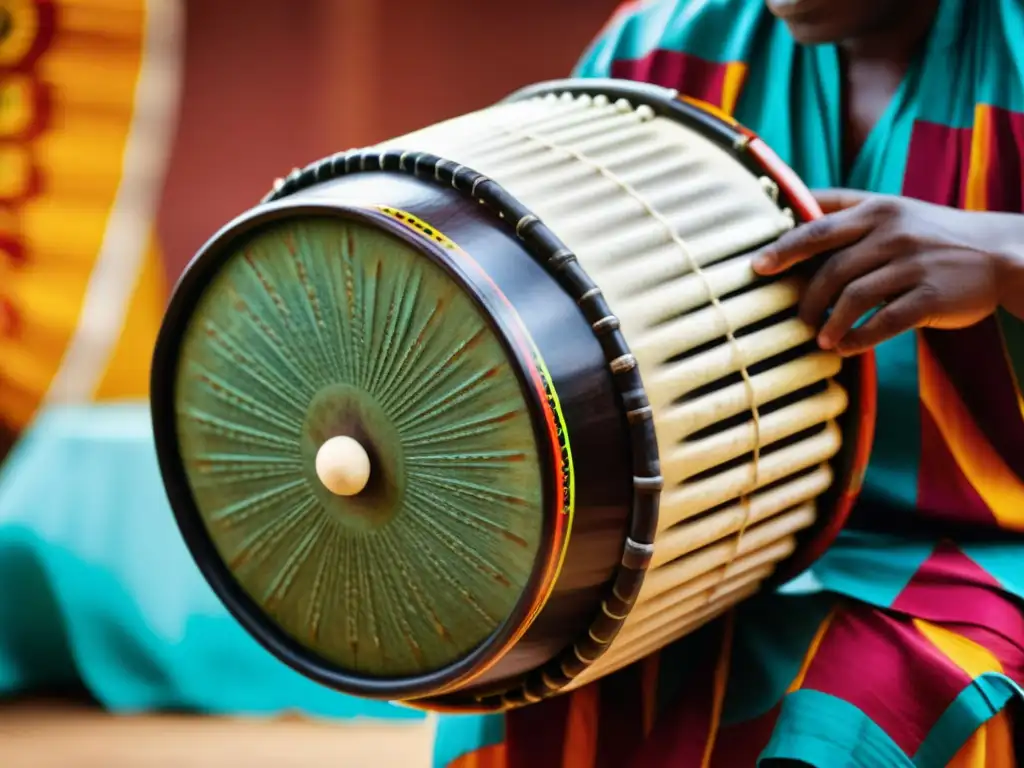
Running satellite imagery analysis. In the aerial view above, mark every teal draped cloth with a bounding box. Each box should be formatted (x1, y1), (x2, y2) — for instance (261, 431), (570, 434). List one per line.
(0, 403), (421, 721)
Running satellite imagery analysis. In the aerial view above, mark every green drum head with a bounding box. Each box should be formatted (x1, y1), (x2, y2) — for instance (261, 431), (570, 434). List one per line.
(172, 214), (545, 679)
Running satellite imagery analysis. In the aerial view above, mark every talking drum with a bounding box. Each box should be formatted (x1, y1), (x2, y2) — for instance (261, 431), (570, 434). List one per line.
(151, 79), (877, 713)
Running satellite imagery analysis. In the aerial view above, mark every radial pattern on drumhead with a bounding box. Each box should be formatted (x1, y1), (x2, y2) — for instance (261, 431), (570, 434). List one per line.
(172, 215), (544, 678)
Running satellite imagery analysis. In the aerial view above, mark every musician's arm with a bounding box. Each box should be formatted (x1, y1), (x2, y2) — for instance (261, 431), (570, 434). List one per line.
(991, 216), (1024, 321)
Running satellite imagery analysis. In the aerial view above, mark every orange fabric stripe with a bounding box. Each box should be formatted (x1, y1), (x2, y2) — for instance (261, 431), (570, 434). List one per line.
(947, 710), (1017, 768)
(450, 742), (508, 768)
(786, 609), (837, 693)
(640, 652), (661, 737)
(914, 619), (1004, 679)
(719, 62), (747, 117)
(701, 611), (736, 768)
(562, 685), (601, 768)
(918, 338), (1024, 530)
(964, 104), (992, 212)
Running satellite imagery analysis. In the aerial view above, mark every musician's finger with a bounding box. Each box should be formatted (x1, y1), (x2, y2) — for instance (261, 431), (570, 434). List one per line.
(832, 289), (932, 356)
(815, 260), (922, 350)
(798, 235), (897, 329)
(812, 188), (875, 214)
(752, 206), (874, 275)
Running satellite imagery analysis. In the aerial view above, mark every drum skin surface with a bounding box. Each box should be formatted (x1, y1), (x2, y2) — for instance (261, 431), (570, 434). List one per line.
(172, 213), (548, 679)
(151, 79), (877, 713)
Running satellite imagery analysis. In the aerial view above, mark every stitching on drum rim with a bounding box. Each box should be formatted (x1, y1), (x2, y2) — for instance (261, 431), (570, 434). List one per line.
(484, 98), (765, 602)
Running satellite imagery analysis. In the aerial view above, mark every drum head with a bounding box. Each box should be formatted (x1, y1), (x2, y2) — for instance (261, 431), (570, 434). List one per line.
(162, 210), (548, 682)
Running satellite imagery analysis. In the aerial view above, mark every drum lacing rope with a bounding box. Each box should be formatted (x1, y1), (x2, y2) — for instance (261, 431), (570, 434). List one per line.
(489, 96), (765, 598)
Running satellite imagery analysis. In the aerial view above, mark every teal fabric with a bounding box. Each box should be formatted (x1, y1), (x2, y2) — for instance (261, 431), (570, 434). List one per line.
(719, 594), (835, 727)
(799, 532), (937, 610)
(912, 674), (1024, 766)
(0, 403), (421, 720)
(432, 713), (505, 766)
(759, 690), (915, 767)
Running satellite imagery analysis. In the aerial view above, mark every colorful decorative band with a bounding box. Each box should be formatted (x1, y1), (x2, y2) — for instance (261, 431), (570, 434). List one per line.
(370, 204), (577, 687)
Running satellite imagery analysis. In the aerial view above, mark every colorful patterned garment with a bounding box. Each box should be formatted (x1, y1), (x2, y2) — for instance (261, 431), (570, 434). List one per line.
(433, 0), (1024, 765)
(0, 0), (178, 433)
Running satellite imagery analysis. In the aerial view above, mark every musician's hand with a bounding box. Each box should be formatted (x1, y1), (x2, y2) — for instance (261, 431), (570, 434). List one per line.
(751, 189), (1024, 356)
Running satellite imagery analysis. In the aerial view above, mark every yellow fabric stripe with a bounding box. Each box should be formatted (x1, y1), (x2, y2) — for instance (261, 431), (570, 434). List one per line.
(913, 619), (1003, 680)
(562, 685), (601, 768)
(915, 620), (1014, 768)
(719, 62), (747, 117)
(918, 338), (1024, 530)
(702, 611), (736, 768)
(787, 609), (837, 693)
(963, 104), (991, 212)
(947, 712), (1017, 768)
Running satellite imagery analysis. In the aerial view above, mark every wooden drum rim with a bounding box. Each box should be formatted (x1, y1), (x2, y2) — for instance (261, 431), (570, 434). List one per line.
(150, 202), (570, 702)
(262, 148), (664, 711)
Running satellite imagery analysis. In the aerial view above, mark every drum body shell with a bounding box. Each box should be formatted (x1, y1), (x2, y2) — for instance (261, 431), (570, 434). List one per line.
(152, 80), (876, 713)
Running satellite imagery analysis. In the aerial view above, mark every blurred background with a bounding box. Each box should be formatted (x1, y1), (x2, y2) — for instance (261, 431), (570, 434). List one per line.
(160, 0), (618, 279)
(0, 0), (619, 765)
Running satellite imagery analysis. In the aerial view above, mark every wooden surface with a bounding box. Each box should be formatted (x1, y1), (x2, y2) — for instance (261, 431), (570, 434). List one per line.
(0, 701), (435, 768)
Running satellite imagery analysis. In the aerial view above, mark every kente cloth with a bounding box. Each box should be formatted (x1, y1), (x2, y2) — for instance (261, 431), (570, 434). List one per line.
(433, 0), (1024, 765)
(1, 0), (175, 432)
